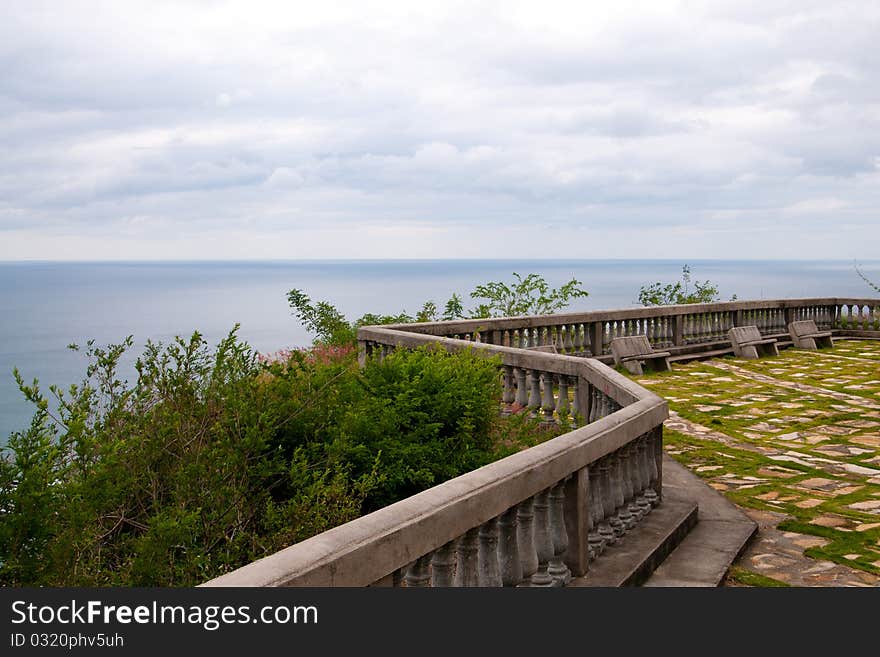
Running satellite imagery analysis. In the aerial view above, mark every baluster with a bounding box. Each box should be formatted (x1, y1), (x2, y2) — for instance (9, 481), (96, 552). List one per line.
(516, 498), (538, 586)
(502, 365), (516, 407)
(430, 541), (456, 587)
(637, 436), (655, 511)
(541, 372), (555, 422)
(610, 452), (631, 536)
(603, 390), (614, 418)
(498, 507), (521, 587)
(557, 375), (570, 425)
(572, 323), (584, 352)
(405, 555), (432, 587)
(515, 367), (529, 408)
(597, 457), (618, 546)
(586, 465), (605, 560)
(624, 443), (645, 523)
(548, 479), (572, 586)
(478, 517), (502, 587)
(571, 376), (584, 426)
(647, 430), (661, 505)
(530, 489), (555, 586)
(454, 528), (480, 587)
(528, 370), (541, 417)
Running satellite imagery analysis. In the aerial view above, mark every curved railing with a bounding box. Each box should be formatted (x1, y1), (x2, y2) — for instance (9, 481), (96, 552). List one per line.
(203, 297), (877, 587)
(377, 298), (880, 359)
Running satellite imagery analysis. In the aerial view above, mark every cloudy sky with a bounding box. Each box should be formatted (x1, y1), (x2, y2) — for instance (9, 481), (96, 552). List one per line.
(1, 0), (878, 260)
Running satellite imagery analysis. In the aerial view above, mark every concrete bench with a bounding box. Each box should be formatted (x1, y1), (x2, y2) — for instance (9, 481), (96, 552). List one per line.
(788, 319), (833, 350)
(728, 325), (779, 359)
(610, 335), (671, 375)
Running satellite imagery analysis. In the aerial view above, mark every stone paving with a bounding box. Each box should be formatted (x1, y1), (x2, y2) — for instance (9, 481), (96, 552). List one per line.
(633, 339), (880, 587)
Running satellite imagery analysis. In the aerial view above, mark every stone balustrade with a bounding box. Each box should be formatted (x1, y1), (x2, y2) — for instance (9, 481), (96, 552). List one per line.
(377, 298), (880, 358)
(204, 327), (667, 587)
(202, 297), (877, 588)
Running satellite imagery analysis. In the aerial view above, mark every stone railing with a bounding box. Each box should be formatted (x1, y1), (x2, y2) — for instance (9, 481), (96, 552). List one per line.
(204, 328), (667, 587)
(203, 297), (877, 588)
(379, 297), (880, 358)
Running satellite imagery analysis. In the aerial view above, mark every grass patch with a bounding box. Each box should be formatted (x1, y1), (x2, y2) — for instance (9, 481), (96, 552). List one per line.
(639, 341), (880, 578)
(727, 566), (790, 588)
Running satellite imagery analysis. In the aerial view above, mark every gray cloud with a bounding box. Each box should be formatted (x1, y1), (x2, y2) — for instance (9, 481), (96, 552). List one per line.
(0, 0), (878, 259)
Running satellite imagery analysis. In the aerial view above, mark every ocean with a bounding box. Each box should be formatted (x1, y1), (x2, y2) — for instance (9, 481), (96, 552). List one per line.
(1, 259), (878, 442)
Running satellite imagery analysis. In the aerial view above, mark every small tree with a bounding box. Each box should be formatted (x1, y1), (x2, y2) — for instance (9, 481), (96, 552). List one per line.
(468, 273), (589, 318)
(289, 273), (590, 344)
(855, 263), (880, 294)
(287, 289), (415, 346)
(637, 265), (734, 306)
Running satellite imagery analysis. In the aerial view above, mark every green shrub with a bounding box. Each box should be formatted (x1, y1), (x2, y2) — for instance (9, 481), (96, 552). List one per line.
(0, 332), (527, 586)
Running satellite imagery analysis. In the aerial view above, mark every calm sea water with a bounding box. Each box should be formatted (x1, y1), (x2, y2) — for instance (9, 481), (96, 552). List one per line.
(1, 259), (878, 442)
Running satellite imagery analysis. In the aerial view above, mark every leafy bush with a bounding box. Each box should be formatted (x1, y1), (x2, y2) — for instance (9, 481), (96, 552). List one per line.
(0, 330), (533, 586)
(288, 272), (589, 346)
(637, 265), (735, 306)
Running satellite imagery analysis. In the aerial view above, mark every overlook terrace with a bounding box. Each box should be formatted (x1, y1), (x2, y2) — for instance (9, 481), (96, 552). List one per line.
(204, 297), (880, 587)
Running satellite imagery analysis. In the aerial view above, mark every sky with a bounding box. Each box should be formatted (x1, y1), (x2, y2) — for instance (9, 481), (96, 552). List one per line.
(1, 0), (879, 260)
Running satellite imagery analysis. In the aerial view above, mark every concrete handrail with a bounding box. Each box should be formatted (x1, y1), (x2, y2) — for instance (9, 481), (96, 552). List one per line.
(378, 297), (880, 336)
(203, 393), (665, 587)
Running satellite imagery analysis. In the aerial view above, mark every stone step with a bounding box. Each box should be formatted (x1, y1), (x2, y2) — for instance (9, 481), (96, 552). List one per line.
(642, 456), (757, 587)
(570, 476), (699, 587)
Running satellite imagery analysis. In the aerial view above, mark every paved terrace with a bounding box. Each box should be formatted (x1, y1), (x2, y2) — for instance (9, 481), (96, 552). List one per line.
(204, 298), (880, 588)
(635, 339), (880, 586)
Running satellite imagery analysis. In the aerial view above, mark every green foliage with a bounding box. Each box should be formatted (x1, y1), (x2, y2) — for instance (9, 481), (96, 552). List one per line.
(287, 288), (355, 345)
(289, 273), (590, 347)
(727, 566), (790, 588)
(855, 262), (880, 294)
(637, 265), (735, 306)
(0, 331), (522, 586)
(287, 288), (415, 346)
(469, 272), (589, 318)
(328, 346), (503, 509)
(442, 293), (465, 321)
